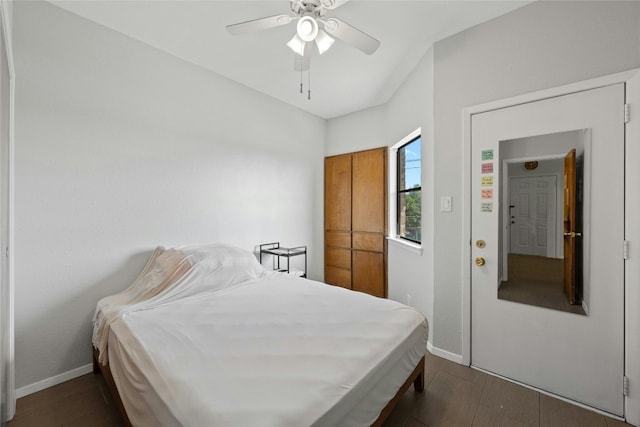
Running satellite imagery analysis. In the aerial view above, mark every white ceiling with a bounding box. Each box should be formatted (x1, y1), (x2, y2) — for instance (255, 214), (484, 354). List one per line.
(50, 0), (529, 119)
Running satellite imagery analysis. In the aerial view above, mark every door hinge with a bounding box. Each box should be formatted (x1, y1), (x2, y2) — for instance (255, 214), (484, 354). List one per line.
(624, 104), (630, 123)
(623, 240), (630, 260)
(624, 376), (630, 396)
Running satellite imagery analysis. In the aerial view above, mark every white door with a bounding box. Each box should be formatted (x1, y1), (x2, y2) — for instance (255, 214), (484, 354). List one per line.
(509, 175), (557, 257)
(471, 84), (625, 416)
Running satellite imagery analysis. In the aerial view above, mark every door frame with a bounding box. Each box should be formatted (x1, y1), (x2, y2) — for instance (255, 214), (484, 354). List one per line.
(0, 0), (15, 421)
(461, 69), (640, 425)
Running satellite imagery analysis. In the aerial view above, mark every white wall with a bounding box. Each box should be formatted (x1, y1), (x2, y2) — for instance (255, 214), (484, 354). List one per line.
(13, 1), (325, 390)
(326, 51), (435, 338)
(432, 0), (640, 356)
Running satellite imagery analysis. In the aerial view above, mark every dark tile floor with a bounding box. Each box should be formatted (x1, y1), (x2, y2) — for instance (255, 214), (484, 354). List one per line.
(7, 351), (631, 427)
(383, 352), (629, 427)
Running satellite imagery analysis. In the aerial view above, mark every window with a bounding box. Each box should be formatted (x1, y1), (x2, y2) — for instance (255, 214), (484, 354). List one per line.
(395, 133), (421, 243)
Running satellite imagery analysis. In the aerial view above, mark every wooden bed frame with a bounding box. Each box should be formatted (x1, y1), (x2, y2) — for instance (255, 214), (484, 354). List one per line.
(93, 347), (425, 427)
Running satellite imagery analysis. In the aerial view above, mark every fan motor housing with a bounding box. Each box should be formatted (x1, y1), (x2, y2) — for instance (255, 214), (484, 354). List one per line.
(291, 0), (327, 17)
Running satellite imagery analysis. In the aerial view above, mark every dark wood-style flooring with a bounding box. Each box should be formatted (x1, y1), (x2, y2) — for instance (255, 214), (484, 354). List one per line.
(7, 351), (630, 427)
(498, 253), (585, 315)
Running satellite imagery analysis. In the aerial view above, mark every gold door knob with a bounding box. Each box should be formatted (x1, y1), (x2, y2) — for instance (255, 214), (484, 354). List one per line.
(475, 257), (486, 266)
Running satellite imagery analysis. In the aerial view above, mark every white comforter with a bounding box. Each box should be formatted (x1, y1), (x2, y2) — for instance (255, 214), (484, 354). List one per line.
(93, 244), (267, 364)
(108, 275), (427, 426)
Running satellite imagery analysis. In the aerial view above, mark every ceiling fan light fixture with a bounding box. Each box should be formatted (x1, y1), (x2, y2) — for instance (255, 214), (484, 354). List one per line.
(315, 29), (334, 55)
(296, 16), (318, 42)
(287, 33), (306, 56)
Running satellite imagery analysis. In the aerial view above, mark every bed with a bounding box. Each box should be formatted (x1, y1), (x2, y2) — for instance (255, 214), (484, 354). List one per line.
(92, 244), (428, 426)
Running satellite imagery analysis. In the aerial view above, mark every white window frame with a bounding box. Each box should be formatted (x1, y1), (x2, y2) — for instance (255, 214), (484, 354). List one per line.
(389, 128), (422, 254)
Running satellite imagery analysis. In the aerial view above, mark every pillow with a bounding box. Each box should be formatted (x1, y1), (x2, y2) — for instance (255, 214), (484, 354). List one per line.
(178, 243), (266, 287)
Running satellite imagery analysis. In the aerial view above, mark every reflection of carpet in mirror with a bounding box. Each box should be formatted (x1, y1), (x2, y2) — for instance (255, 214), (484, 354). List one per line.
(498, 254), (586, 315)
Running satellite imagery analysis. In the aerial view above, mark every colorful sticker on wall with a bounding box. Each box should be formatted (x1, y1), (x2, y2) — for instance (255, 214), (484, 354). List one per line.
(481, 176), (494, 187)
(481, 149), (494, 161)
(481, 202), (493, 213)
(481, 189), (493, 199)
(481, 163), (494, 174)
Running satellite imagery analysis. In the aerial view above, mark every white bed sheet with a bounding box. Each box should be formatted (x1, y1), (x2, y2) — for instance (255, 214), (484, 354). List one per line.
(93, 243), (267, 365)
(107, 275), (427, 427)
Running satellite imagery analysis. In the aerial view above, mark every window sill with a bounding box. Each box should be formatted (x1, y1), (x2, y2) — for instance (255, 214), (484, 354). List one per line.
(387, 236), (423, 255)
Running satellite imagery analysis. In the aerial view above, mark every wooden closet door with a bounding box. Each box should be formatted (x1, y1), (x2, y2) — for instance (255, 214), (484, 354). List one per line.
(352, 149), (386, 233)
(352, 148), (387, 297)
(324, 148), (387, 297)
(325, 154), (352, 231)
(325, 154), (352, 288)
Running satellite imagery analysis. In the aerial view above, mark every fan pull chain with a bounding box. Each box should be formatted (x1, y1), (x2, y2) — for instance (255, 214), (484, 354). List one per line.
(307, 60), (311, 100)
(300, 61), (303, 94)
(295, 54), (311, 100)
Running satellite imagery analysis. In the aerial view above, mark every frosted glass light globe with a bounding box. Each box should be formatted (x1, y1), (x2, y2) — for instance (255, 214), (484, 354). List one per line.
(297, 16), (318, 42)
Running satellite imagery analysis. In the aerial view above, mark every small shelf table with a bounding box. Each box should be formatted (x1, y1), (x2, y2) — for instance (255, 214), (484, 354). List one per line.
(259, 242), (307, 278)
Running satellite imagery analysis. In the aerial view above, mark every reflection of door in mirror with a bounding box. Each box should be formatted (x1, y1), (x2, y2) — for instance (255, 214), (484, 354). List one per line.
(498, 130), (587, 316)
(509, 175), (557, 257)
(563, 149), (577, 304)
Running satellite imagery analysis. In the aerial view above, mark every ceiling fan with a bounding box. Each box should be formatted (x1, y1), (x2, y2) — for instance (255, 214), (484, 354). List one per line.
(226, 0), (380, 71)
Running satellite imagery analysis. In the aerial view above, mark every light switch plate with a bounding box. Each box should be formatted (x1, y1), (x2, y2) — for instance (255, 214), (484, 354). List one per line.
(440, 196), (452, 212)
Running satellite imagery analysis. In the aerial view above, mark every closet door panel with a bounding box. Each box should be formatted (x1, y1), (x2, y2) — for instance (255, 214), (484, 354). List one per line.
(352, 251), (386, 298)
(325, 231), (351, 249)
(325, 154), (352, 231)
(325, 266), (352, 289)
(352, 149), (386, 234)
(325, 247), (351, 270)
(353, 233), (384, 252)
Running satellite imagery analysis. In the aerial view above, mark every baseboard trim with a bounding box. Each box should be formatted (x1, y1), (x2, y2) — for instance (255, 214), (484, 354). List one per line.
(16, 363), (93, 398)
(427, 341), (464, 364)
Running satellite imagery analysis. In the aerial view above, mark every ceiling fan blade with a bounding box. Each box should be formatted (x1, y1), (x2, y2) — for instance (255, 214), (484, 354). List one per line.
(323, 17), (380, 55)
(294, 55), (310, 72)
(227, 14), (294, 36)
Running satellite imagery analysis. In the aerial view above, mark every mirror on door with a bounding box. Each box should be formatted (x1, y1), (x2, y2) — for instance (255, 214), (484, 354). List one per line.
(497, 129), (589, 315)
